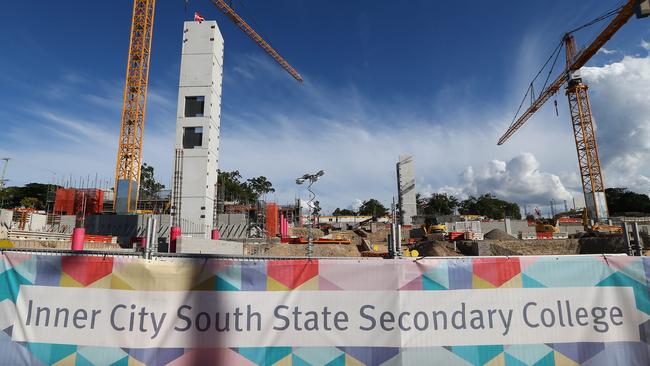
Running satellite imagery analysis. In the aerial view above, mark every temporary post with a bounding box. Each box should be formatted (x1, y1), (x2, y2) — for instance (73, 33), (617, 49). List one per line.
(170, 226), (181, 253)
(632, 222), (643, 256)
(621, 222), (632, 255)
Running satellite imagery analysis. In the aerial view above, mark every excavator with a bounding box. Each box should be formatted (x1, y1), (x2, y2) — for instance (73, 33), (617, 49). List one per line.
(421, 217), (447, 239)
(539, 209), (622, 235)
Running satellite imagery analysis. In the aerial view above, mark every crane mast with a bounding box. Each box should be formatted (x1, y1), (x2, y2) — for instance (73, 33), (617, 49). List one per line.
(114, 0), (156, 213)
(564, 35), (607, 221)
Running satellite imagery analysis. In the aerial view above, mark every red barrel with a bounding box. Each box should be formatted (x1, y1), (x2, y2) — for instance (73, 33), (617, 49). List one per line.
(71, 228), (85, 250)
(211, 229), (220, 240)
(170, 226), (181, 253)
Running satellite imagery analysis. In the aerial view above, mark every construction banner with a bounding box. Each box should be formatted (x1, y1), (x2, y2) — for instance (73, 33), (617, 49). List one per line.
(1, 252), (650, 365)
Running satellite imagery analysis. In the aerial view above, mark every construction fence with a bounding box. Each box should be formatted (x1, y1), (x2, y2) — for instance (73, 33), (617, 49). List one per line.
(0, 251), (649, 365)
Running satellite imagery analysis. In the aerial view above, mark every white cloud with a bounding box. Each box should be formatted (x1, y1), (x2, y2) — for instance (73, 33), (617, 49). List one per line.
(438, 152), (574, 206)
(598, 47), (617, 55)
(641, 40), (650, 52)
(581, 51), (650, 194)
(351, 199), (363, 212)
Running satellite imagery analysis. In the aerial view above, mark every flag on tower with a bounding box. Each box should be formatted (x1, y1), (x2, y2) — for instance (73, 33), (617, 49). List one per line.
(194, 12), (205, 23)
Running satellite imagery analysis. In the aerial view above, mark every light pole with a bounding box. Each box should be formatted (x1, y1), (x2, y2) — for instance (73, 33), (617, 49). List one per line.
(296, 170), (325, 258)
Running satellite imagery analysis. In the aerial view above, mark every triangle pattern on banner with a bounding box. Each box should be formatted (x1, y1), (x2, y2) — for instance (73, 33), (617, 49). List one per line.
(318, 276), (343, 291)
(216, 276), (240, 291)
(293, 347), (343, 365)
(472, 275), (496, 289)
(238, 347), (293, 366)
(59, 272), (84, 288)
(192, 275), (216, 291)
(549, 342), (604, 364)
(521, 273), (546, 288)
(267, 260), (319, 289)
(400, 275), (423, 291)
(294, 276), (319, 291)
(473, 258), (521, 287)
(451, 345), (504, 366)
(51, 352), (76, 366)
(27, 343), (78, 366)
(336, 347), (400, 366)
(61, 256), (113, 287)
(11, 256), (37, 284)
(110, 274), (134, 290)
(423, 276), (447, 290)
(499, 274), (523, 288)
(267, 276), (290, 291)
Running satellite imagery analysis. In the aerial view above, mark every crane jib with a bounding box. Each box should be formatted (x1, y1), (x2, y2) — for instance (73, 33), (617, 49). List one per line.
(497, 0), (637, 145)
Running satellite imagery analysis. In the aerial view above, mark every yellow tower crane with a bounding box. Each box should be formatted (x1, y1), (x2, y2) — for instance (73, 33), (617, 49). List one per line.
(114, 0), (155, 214)
(114, 0), (302, 213)
(498, 0), (648, 222)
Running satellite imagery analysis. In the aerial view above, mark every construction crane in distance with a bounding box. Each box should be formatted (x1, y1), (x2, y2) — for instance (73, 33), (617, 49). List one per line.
(497, 0), (649, 222)
(209, 0), (303, 82)
(114, 0), (303, 214)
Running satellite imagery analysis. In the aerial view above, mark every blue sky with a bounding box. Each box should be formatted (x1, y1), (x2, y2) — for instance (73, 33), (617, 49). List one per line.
(1, 0), (650, 214)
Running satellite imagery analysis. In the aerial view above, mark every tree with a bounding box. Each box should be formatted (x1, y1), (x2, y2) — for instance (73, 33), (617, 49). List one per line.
(0, 183), (50, 209)
(20, 197), (40, 208)
(140, 163), (165, 198)
(459, 193), (521, 220)
(421, 193), (459, 216)
(312, 200), (322, 216)
(606, 188), (650, 215)
(217, 170), (275, 204)
(246, 176), (275, 198)
(333, 208), (356, 216)
(358, 199), (388, 217)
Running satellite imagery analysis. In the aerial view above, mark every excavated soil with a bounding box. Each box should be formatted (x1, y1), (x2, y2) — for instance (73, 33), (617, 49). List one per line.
(489, 239), (580, 256)
(288, 227), (324, 239)
(484, 229), (516, 240)
(410, 240), (462, 257)
(248, 243), (360, 257)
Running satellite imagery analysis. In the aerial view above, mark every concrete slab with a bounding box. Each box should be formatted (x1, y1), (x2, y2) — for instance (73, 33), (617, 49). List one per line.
(177, 237), (243, 255)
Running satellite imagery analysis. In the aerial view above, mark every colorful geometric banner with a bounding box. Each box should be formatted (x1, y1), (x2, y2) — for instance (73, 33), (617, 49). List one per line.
(1, 251), (650, 365)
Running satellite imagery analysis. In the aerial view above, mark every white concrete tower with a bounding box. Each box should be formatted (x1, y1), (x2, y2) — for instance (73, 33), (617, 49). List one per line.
(173, 20), (224, 237)
(396, 155), (417, 225)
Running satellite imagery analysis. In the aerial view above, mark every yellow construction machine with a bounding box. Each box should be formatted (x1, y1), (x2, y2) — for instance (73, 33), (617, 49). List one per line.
(422, 218), (447, 235)
(582, 209), (622, 234)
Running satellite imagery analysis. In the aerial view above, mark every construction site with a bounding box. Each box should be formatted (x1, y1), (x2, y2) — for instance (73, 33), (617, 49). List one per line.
(0, 0), (649, 259)
(2, 1), (650, 365)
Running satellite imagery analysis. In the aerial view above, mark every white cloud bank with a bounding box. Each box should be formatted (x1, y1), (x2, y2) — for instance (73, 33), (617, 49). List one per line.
(581, 46), (650, 194)
(439, 153), (573, 205)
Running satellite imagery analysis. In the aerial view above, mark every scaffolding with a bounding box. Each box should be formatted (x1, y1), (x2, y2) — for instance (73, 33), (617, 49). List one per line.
(171, 148), (183, 227)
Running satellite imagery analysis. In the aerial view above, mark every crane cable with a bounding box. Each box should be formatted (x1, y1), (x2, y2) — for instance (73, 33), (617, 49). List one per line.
(507, 1), (626, 129)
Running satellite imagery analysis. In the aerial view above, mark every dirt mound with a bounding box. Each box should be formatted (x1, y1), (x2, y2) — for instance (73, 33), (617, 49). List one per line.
(491, 239), (579, 256)
(411, 240), (462, 257)
(254, 243), (360, 257)
(484, 229), (515, 240)
(288, 227), (324, 239)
